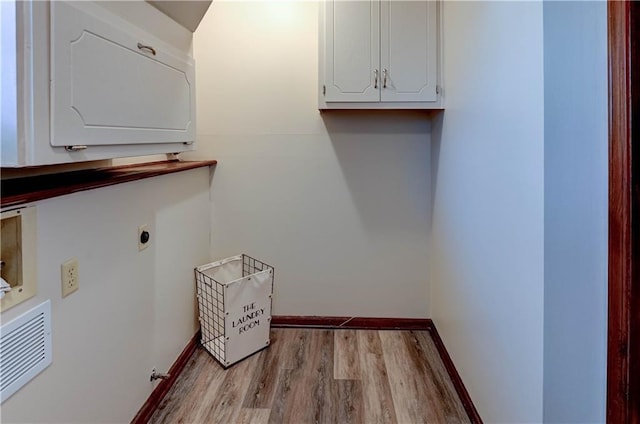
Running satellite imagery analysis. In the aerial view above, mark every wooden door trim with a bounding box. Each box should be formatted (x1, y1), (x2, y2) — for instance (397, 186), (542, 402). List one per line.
(607, 1), (639, 422)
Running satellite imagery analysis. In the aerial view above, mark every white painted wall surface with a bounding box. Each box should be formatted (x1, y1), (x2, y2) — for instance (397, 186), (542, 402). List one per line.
(1, 168), (210, 423)
(543, 2), (608, 422)
(186, 1), (432, 317)
(97, 0), (193, 54)
(430, 1), (545, 422)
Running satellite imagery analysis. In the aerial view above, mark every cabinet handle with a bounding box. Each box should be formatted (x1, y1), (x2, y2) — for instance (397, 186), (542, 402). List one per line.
(64, 145), (88, 152)
(137, 43), (156, 56)
(374, 69), (379, 89)
(383, 69), (388, 89)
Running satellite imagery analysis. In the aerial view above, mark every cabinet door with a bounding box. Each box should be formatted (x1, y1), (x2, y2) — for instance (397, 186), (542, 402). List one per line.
(380, 1), (437, 102)
(323, 0), (380, 102)
(50, 1), (195, 147)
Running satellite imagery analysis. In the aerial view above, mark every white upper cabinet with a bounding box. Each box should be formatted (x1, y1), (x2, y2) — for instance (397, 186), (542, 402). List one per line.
(380, 1), (438, 102)
(323, 1), (380, 102)
(319, 0), (441, 109)
(51, 1), (195, 148)
(1, 0), (196, 167)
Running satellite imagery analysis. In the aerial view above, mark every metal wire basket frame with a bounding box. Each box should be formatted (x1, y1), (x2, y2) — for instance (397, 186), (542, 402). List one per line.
(195, 254), (274, 366)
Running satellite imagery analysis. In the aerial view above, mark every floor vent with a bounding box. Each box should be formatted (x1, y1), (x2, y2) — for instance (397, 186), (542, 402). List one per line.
(0, 300), (52, 403)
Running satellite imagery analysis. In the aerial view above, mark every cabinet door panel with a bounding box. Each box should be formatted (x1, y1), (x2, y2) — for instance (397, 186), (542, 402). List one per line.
(324, 0), (380, 102)
(50, 1), (195, 147)
(380, 1), (437, 102)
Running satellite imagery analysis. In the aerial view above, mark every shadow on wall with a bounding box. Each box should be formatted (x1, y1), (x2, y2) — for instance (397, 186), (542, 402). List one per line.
(320, 110), (436, 235)
(430, 111), (444, 228)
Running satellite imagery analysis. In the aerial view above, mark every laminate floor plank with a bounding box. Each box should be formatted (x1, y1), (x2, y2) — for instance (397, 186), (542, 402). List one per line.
(150, 349), (210, 424)
(335, 379), (365, 424)
(412, 331), (470, 423)
(357, 330), (398, 424)
(334, 329), (361, 380)
(243, 330), (285, 408)
(149, 328), (470, 424)
(267, 368), (303, 424)
(304, 330), (337, 424)
(380, 330), (442, 423)
(272, 329), (337, 424)
(200, 354), (259, 423)
(280, 328), (312, 370)
(266, 329), (315, 424)
(171, 351), (228, 423)
(401, 331), (470, 423)
(236, 408), (271, 424)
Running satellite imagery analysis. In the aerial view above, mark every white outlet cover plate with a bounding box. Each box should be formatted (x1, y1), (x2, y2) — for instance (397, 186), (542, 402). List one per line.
(61, 258), (79, 298)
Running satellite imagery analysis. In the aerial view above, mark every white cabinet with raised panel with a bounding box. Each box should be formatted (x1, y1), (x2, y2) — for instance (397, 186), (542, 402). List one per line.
(322, 0), (380, 103)
(1, 0), (196, 167)
(319, 0), (441, 109)
(50, 1), (195, 149)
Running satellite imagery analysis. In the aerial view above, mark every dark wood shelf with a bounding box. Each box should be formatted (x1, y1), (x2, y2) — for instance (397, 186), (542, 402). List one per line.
(1, 160), (217, 208)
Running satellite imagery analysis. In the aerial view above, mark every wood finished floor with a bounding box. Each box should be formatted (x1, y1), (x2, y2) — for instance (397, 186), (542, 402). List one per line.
(150, 329), (470, 424)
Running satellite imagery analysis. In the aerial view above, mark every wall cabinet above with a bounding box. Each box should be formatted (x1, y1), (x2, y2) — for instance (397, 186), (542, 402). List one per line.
(50, 2), (195, 149)
(1, 1), (196, 167)
(318, 0), (442, 110)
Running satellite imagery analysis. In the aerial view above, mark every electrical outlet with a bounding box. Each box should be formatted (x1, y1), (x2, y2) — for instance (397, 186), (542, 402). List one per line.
(138, 224), (150, 251)
(61, 258), (79, 297)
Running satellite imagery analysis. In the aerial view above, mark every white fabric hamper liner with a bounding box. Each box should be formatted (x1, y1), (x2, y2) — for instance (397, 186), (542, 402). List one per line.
(195, 254), (274, 368)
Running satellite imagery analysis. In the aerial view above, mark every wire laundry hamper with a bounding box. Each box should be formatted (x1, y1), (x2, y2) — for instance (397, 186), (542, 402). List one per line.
(195, 254), (274, 368)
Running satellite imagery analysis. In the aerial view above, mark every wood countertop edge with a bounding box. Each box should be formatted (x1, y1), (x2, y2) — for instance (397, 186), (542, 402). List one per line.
(1, 159), (217, 208)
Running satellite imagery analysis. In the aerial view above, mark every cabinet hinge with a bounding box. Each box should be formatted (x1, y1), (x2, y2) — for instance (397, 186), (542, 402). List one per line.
(64, 145), (88, 152)
(323, 85), (326, 96)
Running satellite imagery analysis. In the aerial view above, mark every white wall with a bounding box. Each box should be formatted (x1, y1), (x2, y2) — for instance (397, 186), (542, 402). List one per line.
(430, 1), (545, 422)
(186, 1), (432, 318)
(543, 2), (608, 422)
(1, 168), (211, 423)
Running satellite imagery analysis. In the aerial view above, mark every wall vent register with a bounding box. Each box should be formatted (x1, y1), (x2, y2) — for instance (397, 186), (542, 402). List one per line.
(0, 300), (53, 403)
